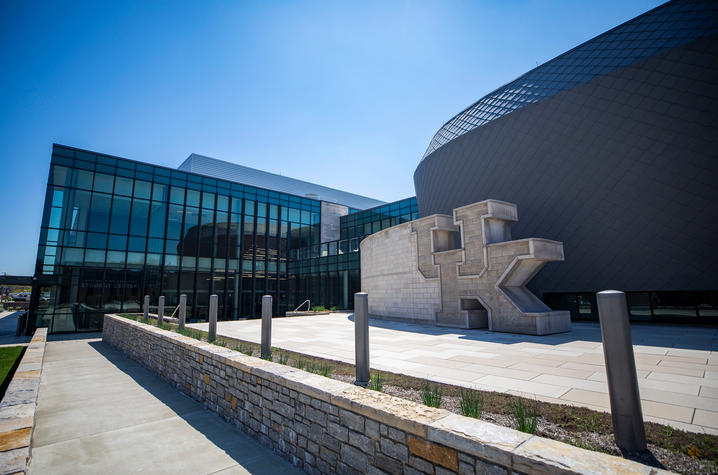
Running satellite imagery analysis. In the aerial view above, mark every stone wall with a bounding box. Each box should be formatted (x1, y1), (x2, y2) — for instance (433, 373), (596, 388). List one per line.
(360, 221), (440, 323)
(102, 315), (664, 475)
(0, 328), (47, 474)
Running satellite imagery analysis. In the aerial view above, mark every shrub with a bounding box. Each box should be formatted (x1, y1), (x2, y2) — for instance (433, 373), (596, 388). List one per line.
(459, 389), (484, 419)
(512, 398), (538, 434)
(330, 306), (338, 311)
(261, 350), (273, 361)
(367, 372), (384, 392)
(421, 381), (442, 408)
(311, 305), (327, 312)
(278, 350), (289, 365)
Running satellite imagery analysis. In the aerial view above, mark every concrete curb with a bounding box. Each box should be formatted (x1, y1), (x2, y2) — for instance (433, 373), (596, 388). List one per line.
(0, 328), (47, 475)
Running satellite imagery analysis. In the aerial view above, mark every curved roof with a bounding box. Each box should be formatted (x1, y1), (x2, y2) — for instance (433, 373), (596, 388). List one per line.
(422, 0), (718, 160)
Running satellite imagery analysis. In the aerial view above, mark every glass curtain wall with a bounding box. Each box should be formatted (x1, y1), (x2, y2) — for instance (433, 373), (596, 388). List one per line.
(33, 145), (320, 332)
(340, 197), (418, 240)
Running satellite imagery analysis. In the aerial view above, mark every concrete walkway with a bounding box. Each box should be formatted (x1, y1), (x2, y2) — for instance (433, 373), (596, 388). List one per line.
(189, 314), (718, 434)
(30, 335), (302, 474)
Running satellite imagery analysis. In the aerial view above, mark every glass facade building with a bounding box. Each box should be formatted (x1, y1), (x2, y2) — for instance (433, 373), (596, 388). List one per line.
(32, 144), (408, 333)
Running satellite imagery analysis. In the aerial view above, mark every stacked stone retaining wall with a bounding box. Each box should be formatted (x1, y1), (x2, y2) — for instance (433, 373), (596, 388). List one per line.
(102, 315), (666, 475)
(0, 328), (47, 474)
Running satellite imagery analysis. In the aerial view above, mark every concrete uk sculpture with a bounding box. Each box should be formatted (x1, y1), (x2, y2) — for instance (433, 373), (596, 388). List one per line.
(361, 199), (571, 335)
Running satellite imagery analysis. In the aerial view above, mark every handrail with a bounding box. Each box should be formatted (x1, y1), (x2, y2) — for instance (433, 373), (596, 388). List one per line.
(169, 304), (179, 319)
(293, 300), (310, 312)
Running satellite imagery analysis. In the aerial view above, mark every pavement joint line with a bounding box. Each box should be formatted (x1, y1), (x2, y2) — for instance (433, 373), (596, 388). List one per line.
(32, 411), (200, 449)
(205, 463), (241, 475)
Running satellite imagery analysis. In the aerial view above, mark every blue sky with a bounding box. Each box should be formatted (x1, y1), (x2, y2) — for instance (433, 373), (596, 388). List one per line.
(0, 0), (663, 275)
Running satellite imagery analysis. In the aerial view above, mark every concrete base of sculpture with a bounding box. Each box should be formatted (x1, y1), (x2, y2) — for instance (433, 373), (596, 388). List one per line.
(360, 199), (571, 335)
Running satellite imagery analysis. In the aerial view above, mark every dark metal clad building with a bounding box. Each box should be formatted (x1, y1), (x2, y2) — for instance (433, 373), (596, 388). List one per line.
(414, 0), (718, 323)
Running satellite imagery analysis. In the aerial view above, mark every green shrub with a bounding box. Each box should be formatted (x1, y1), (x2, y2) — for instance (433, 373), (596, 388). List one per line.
(330, 306), (338, 311)
(311, 305), (326, 312)
(512, 398), (538, 434)
(261, 350), (273, 361)
(460, 389), (484, 419)
(278, 350), (289, 365)
(367, 372), (384, 392)
(421, 381), (442, 408)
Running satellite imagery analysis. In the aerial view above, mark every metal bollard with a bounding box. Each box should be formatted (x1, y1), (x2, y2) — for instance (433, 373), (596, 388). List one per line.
(143, 295), (150, 321)
(354, 292), (369, 386)
(157, 296), (165, 327)
(596, 290), (647, 452)
(178, 294), (187, 330)
(261, 295), (272, 359)
(208, 294), (218, 342)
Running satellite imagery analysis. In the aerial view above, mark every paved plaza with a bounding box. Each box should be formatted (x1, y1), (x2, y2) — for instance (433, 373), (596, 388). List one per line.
(190, 313), (718, 434)
(30, 335), (301, 474)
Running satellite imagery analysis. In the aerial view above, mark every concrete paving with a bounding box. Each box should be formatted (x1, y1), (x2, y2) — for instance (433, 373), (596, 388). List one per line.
(30, 335), (302, 475)
(189, 313), (718, 434)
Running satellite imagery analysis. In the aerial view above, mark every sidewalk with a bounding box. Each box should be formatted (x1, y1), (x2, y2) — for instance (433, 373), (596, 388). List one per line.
(30, 335), (302, 474)
(189, 313), (718, 435)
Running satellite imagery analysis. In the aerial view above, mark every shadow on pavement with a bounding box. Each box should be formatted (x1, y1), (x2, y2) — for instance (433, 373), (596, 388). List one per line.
(345, 312), (716, 351)
(84, 337), (298, 474)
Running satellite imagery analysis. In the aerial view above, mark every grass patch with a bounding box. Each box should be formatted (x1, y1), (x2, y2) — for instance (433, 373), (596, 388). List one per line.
(460, 389), (484, 419)
(421, 381), (442, 408)
(512, 398), (538, 434)
(304, 360), (332, 377)
(175, 326), (204, 340)
(0, 346), (25, 400)
(237, 344), (255, 356)
(367, 372), (384, 392)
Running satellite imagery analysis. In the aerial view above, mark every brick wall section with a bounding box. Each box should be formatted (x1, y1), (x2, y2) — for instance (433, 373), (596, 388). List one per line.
(102, 315), (667, 475)
(0, 328), (48, 474)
